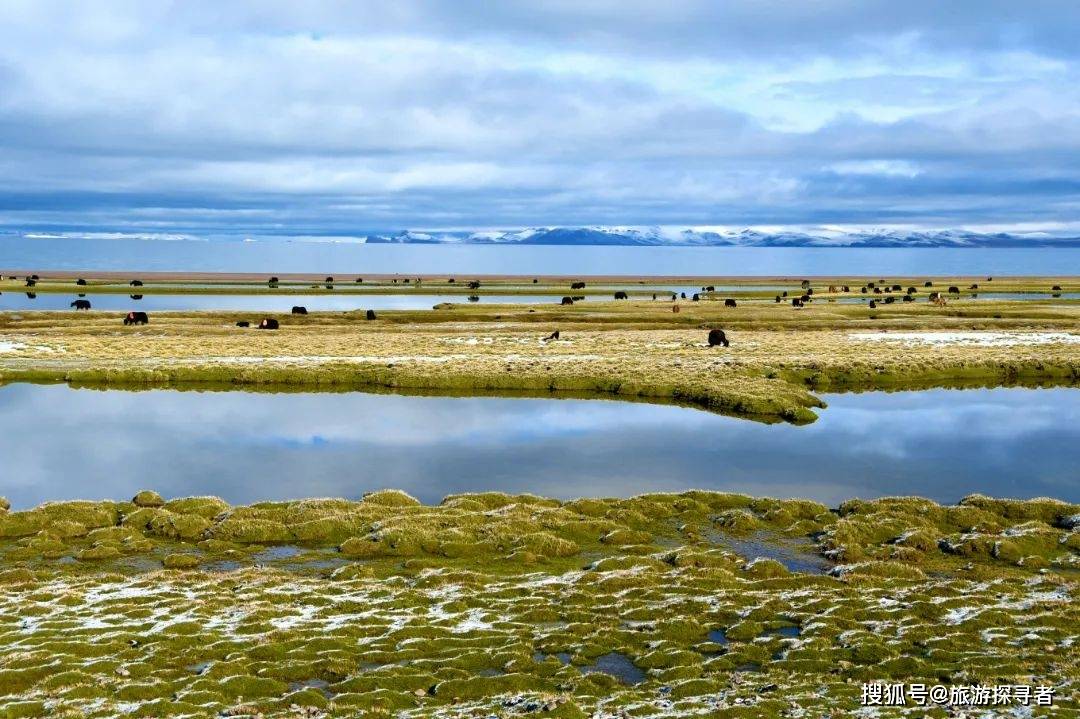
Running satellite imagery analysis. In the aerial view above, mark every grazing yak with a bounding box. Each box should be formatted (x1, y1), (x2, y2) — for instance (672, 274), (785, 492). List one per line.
(325, 276), (334, 283)
(572, 296), (585, 301)
(724, 298), (737, 307)
(782, 291), (788, 297)
(692, 293), (700, 301)
(614, 291), (628, 299)
(907, 286), (917, 294)
(924, 281), (933, 287)
(903, 294), (915, 302)
(123, 311), (149, 325)
(704, 285), (715, 292)
(447, 278), (455, 283)
(842, 285), (850, 292)
(268, 276), (279, 285)
(792, 298), (803, 307)
(561, 296), (574, 305)
(71, 299), (91, 310)
(570, 281), (586, 290)
(25, 279), (36, 287)
(800, 280), (810, 289)
(467, 280), (481, 289)
(76, 278), (87, 286)
(969, 284), (979, 289)
(652, 293), (657, 300)
(707, 329), (730, 347)
(775, 295), (782, 303)
(1052, 285), (1063, 291)
(291, 306), (308, 314)
(948, 285), (960, 294)
(258, 318), (279, 330)
(236, 321), (250, 327)
(884, 296), (895, 304)
(800, 294), (811, 304)
(366, 309), (377, 320)
(532, 278), (538, 283)
(542, 330), (560, 342)
(680, 292), (687, 299)
(129, 280), (143, 287)
(672, 304), (680, 313)
(356, 277), (363, 283)
(868, 300), (877, 308)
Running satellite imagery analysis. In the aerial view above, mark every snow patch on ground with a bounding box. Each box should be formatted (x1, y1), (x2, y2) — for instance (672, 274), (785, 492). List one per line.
(848, 331), (1080, 347)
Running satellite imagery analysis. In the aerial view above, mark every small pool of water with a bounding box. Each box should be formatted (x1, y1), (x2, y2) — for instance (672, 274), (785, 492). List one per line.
(581, 652), (646, 685)
(0, 384), (1076, 509)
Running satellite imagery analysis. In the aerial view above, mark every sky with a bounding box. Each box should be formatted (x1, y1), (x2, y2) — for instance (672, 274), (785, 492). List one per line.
(1, 1), (1079, 236)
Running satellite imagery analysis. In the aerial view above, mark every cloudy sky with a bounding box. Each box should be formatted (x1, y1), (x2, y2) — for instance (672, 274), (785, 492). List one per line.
(2, 1), (1079, 235)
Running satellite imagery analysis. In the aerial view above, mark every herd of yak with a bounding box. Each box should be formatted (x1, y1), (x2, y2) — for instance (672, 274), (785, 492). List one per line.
(7, 274), (1066, 351)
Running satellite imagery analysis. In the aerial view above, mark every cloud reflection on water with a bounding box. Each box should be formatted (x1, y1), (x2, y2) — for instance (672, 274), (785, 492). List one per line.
(0, 384), (1075, 509)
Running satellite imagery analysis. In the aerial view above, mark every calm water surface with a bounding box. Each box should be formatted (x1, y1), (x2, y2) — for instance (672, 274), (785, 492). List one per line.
(3, 237), (1079, 275)
(0, 384), (1075, 509)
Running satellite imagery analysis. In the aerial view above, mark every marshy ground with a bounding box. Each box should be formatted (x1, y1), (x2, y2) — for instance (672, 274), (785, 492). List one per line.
(1, 273), (1077, 716)
(0, 490), (1077, 718)
(1, 273), (1078, 422)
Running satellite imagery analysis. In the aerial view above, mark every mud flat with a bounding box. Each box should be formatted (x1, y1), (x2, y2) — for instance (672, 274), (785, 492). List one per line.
(0, 490), (1076, 717)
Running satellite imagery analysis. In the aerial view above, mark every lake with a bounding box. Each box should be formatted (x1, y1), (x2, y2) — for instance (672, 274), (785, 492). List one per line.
(1, 383), (1075, 510)
(3, 236), (1080, 275)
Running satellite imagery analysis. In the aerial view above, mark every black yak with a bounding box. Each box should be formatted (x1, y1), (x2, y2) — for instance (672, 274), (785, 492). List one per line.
(291, 306), (308, 314)
(25, 279), (36, 287)
(123, 311), (149, 325)
(355, 277), (363, 283)
(707, 329), (729, 347)
(447, 278), (455, 283)
(258, 318), (279, 329)
(325, 276), (334, 283)
(792, 298), (803, 307)
(680, 292), (687, 299)
(129, 280), (143, 287)
(704, 285), (715, 292)
(948, 285), (960, 294)
(268, 276), (279, 285)
(868, 300), (877, 309)
(570, 281), (586, 290)
(365, 309), (377, 320)
(692, 293), (700, 301)
(902, 294), (914, 302)
(561, 296), (574, 305)
(614, 291), (628, 299)
(724, 298), (737, 307)
(236, 321), (250, 327)
(71, 299), (91, 310)
(775, 295), (781, 303)
(1052, 285), (1062, 291)
(532, 278), (538, 283)
(924, 281), (933, 287)
(76, 278), (87, 286)
(467, 280), (481, 289)
(543, 330), (560, 342)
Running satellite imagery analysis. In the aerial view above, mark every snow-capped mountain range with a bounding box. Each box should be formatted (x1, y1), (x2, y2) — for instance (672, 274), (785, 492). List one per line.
(361, 227), (1080, 247)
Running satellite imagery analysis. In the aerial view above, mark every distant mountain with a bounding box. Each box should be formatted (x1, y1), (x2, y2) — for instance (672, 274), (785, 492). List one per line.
(354, 227), (1080, 247)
